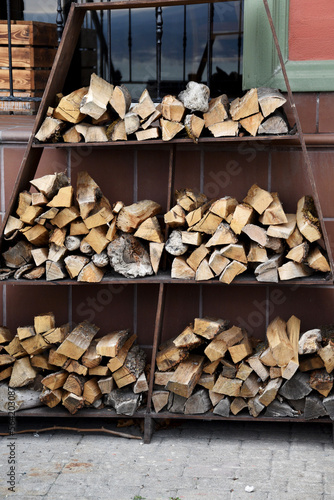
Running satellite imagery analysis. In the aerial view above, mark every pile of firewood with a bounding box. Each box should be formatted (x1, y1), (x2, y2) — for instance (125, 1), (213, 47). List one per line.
(153, 316), (334, 420)
(0, 312), (148, 415)
(164, 185), (330, 283)
(1, 170), (165, 281)
(34, 74), (290, 144)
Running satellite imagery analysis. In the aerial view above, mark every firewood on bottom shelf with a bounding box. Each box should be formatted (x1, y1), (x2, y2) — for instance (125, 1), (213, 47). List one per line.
(62, 373), (85, 396)
(3, 241), (33, 269)
(248, 395), (265, 417)
(259, 193), (287, 225)
(166, 354), (204, 398)
(254, 253), (284, 283)
(318, 342), (334, 373)
(62, 392), (84, 414)
(184, 389), (211, 414)
(40, 388), (63, 408)
(0, 367), (13, 382)
(298, 329), (322, 355)
(97, 376), (115, 395)
(239, 372), (261, 398)
(164, 205), (186, 228)
(230, 204), (254, 235)
(205, 223), (238, 247)
(247, 353), (269, 382)
(83, 378), (102, 405)
(278, 371), (312, 400)
(154, 371), (174, 386)
(299, 355), (324, 372)
(213, 397), (231, 417)
(236, 362), (253, 381)
(134, 216), (164, 243)
(113, 345), (146, 388)
(107, 233), (153, 278)
(9, 357), (37, 388)
(152, 390), (169, 413)
(323, 395), (334, 420)
(267, 214), (296, 240)
(104, 388), (141, 416)
(212, 375), (242, 397)
(266, 317), (294, 367)
(42, 370), (68, 391)
(281, 315), (300, 380)
(63, 359), (88, 376)
(133, 372), (149, 394)
(198, 373), (216, 390)
(230, 397), (248, 415)
(309, 370), (333, 397)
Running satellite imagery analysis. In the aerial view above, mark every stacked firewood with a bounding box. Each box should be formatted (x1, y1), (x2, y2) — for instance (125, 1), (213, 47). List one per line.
(1, 171), (164, 281)
(164, 185), (330, 283)
(153, 316), (334, 420)
(0, 312), (148, 415)
(34, 74), (290, 144)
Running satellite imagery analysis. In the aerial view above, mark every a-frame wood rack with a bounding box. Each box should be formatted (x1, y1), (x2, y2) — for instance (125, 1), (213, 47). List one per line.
(1, 0), (333, 443)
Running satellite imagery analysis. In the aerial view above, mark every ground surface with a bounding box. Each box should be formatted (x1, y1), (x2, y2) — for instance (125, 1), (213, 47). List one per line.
(0, 417), (333, 500)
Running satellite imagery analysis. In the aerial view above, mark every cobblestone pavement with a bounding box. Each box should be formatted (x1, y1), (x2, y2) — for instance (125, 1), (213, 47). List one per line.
(0, 417), (333, 500)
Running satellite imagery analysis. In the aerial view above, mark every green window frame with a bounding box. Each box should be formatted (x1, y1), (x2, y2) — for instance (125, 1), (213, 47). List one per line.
(243, 0), (334, 91)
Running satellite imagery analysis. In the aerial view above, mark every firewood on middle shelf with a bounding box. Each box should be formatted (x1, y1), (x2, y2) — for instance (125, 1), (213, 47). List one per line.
(166, 354), (204, 398)
(117, 200), (161, 233)
(80, 73), (113, 120)
(56, 321), (99, 360)
(107, 233), (153, 278)
(113, 345), (146, 388)
(266, 317), (294, 367)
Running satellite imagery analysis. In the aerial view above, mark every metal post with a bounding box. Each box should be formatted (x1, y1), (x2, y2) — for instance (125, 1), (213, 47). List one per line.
(155, 6), (163, 100)
(183, 5), (187, 84)
(56, 0), (64, 44)
(206, 2), (214, 87)
(6, 0), (14, 97)
(128, 9), (132, 82)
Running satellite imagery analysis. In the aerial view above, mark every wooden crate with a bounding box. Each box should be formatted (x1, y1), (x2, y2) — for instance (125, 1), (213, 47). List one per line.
(0, 21), (57, 113)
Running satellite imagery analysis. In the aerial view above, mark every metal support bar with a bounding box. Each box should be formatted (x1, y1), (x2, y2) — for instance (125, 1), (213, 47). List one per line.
(128, 9), (132, 82)
(262, 0), (334, 281)
(206, 2), (214, 87)
(156, 6), (163, 99)
(56, 0), (64, 44)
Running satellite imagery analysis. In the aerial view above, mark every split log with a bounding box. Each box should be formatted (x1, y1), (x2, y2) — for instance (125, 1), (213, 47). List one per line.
(48, 348), (67, 368)
(16, 191), (32, 217)
(83, 378), (102, 405)
(5, 337), (27, 358)
(166, 355), (204, 398)
(134, 216), (164, 243)
(141, 108), (162, 129)
(42, 370), (68, 391)
(213, 397), (231, 417)
(106, 119), (127, 142)
(20, 333), (49, 355)
(184, 389), (211, 414)
(208, 120), (239, 137)
(109, 85), (131, 119)
(105, 388), (141, 416)
(53, 87), (88, 123)
(35, 117), (64, 142)
(193, 317), (229, 340)
(259, 347), (277, 367)
(198, 373), (216, 390)
(97, 376), (115, 395)
(205, 222), (238, 247)
(296, 196), (321, 242)
(230, 397), (248, 415)
(240, 112), (264, 136)
(229, 88), (259, 121)
(203, 94), (229, 127)
(17, 325), (35, 341)
(228, 332), (253, 363)
(265, 400), (297, 418)
(133, 372), (149, 394)
(113, 346), (146, 388)
(247, 243), (268, 263)
(136, 127), (160, 141)
(30, 172), (69, 199)
(281, 315), (300, 380)
(258, 378), (282, 406)
(40, 388), (63, 408)
(278, 372), (312, 400)
(178, 81), (210, 112)
(212, 376), (242, 397)
(132, 89), (156, 119)
(164, 205), (186, 228)
(270, 367), (282, 379)
(230, 203), (254, 234)
(63, 359), (88, 376)
(236, 363), (253, 381)
(64, 255), (89, 279)
(318, 342), (334, 373)
(160, 118), (184, 141)
(299, 355), (324, 372)
(48, 243), (66, 263)
(156, 341), (188, 372)
(173, 325), (202, 349)
(70, 220), (89, 236)
(221, 359), (237, 379)
(171, 257), (195, 280)
(254, 253), (283, 283)
(248, 396), (265, 417)
(21, 225), (49, 246)
(82, 340), (102, 369)
(259, 193), (287, 225)
(0, 327), (13, 344)
(239, 373), (261, 398)
(220, 244), (247, 264)
(210, 197), (238, 220)
(257, 87), (286, 117)
(307, 247), (330, 273)
(309, 370), (333, 397)
(149, 242), (164, 274)
(107, 233), (153, 278)
(154, 371), (173, 386)
(184, 114), (205, 143)
(48, 186), (73, 208)
(323, 395), (334, 421)
(9, 357), (37, 387)
(77, 262), (105, 283)
(286, 242), (309, 263)
(204, 326), (243, 362)
(152, 390), (169, 413)
(83, 227), (109, 254)
(80, 73), (113, 120)
(4, 216), (24, 238)
(62, 392), (84, 414)
(96, 330), (130, 357)
(287, 226), (304, 248)
(63, 126), (82, 143)
(278, 261), (312, 281)
(63, 373), (85, 396)
(56, 321), (99, 360)
(266, 317), (294, 367)
(89, 366), (110, 377)
(219, 260), (247, 284)
(30, 353), (56, 371)
(92, 252), (109, 268)
(52, 207), (80, 228)
(243, 184), (273, 215)
(161, 95), (185, 122)
(208, 251), (230, 276)
(209, 390), (225, 407)
(117, 200), (161, 233)
(267, 214), (296, 239)
(186, 244), (209, 271)
(247, 353), (269, 382)
(242, 224), (268, 247)
(303, 394), (327, 420)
